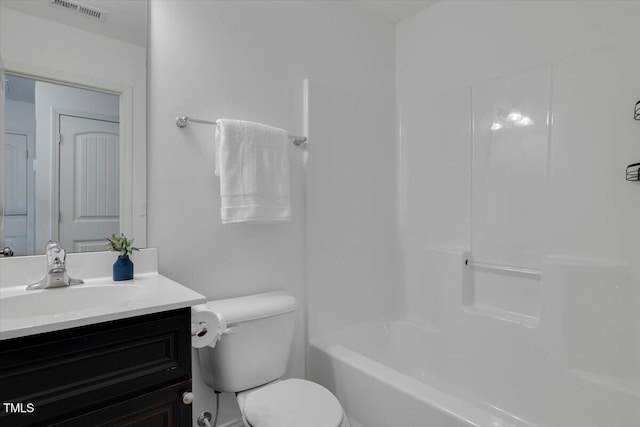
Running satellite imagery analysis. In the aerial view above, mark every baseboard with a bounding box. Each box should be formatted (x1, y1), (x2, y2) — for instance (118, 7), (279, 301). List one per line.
(217, 417), (244, 427)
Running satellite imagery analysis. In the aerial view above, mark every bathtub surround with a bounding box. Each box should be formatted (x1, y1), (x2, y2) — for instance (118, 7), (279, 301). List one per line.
(374, 1), (639, 426)
(397, 0), (640, 328)
(147, 1), (395, 424)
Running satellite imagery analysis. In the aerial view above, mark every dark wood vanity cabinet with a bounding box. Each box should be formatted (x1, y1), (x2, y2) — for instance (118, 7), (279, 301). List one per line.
(0, 308), (193, 427)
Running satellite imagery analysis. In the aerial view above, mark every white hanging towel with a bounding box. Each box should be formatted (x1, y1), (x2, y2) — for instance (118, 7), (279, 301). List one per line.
(215, 119), (291, 223)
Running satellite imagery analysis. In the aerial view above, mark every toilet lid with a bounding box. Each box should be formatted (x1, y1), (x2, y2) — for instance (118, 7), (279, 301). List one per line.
(242, 379), (343, 427)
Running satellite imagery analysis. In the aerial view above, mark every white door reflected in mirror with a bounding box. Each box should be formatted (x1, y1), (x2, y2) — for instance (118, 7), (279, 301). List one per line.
(58, 115), (120, 253)
(4, 74), (121, 256)
(0, 0), (147, 256)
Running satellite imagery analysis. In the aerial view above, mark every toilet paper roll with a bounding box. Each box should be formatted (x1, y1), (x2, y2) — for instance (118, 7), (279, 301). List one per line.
(191, 304), (221, 348)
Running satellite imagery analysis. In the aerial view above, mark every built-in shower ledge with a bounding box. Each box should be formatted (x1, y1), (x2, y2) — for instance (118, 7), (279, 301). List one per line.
(463, 304), (540, 328)
(569, 369), (640, 399)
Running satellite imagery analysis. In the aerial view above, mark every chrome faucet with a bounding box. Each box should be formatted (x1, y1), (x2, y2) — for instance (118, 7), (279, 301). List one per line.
(27, 241), (84, 290)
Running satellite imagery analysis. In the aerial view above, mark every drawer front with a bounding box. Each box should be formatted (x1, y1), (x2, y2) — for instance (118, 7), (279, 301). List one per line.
(50, 380), (192, 427)
(0, 308), (191, 426)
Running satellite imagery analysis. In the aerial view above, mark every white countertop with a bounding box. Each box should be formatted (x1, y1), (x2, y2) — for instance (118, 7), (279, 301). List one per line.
(0, 272), (206, 341)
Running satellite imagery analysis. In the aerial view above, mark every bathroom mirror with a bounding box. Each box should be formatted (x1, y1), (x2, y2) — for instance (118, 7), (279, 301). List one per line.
(0, 0), (147, 256)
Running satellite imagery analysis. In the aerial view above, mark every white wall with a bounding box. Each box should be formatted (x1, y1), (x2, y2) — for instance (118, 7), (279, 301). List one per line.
(33, 82), (118, 251)
(5, 100), (35, 132)
(397, 1), (640, 425)
(147, 1), (395, 424)
(0, 7), (147, 249)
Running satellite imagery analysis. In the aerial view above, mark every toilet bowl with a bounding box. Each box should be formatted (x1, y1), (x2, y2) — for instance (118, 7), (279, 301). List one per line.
(195, 291), (349, 427)
(237, 379), (350, 427)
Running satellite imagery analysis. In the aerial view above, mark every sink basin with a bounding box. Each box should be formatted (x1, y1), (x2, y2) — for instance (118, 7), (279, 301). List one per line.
(0, 284), (147, 319)
(0, 274), (207, 340)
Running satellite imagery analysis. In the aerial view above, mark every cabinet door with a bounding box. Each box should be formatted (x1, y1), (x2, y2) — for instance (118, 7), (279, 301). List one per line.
(50, 380), (192, 427)
(0, 308), (191, 427)
(0, 309), (191, 426)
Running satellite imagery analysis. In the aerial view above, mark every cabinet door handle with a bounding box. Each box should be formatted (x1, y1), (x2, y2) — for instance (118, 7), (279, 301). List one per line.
(182, 391), (195, 405)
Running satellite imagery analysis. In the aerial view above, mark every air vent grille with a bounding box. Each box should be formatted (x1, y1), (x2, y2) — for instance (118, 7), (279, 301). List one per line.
(50, 0), (108, 23)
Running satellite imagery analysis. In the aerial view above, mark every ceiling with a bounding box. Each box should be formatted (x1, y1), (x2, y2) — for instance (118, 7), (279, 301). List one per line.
(354, 0), (438, 23)
(0, 0), (147, 47)
(0, 0), (435, 48)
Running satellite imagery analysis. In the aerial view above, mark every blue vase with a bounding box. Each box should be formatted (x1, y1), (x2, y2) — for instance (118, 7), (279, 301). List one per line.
(113, 255), (134, 281)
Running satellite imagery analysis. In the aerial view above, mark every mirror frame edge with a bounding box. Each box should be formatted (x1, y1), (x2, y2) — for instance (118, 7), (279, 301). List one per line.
(2, 60), (136, 255)
(0, 56), (5, 253)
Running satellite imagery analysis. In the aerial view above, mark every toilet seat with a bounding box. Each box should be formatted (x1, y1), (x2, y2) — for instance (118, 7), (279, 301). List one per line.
(238, 379), (344, 427)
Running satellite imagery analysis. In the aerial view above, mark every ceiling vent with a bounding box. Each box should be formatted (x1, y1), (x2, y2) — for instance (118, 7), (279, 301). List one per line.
(50, 0), (108, 23)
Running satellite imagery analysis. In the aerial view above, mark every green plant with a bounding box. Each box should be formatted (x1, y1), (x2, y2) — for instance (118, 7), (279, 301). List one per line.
(107, 233), (139, 258)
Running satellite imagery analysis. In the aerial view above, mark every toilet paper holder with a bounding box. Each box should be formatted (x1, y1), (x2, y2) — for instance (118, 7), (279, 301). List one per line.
(192, 321), (208, 337)
(192, 321), (235, 337)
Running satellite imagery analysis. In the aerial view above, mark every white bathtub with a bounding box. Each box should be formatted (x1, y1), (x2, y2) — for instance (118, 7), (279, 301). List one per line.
(309, 318), (535, 427)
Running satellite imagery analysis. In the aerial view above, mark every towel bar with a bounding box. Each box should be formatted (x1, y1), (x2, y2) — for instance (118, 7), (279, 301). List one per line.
(176, 115), (308, 146)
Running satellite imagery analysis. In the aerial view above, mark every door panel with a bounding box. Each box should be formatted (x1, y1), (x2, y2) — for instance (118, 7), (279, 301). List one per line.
(59, 115), (119, 252)
(75, 132), (119, 218)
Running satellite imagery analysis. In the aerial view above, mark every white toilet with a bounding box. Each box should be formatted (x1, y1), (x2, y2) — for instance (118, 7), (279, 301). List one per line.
(197, 291), (349, 427)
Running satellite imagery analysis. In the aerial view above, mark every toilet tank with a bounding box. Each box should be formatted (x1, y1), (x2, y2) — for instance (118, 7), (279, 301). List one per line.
(198, 291), (298, 393)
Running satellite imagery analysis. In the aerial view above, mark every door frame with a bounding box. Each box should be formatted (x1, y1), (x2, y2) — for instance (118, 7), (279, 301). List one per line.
(2, 60), (134, 252)
(52, 110), (119, 242)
